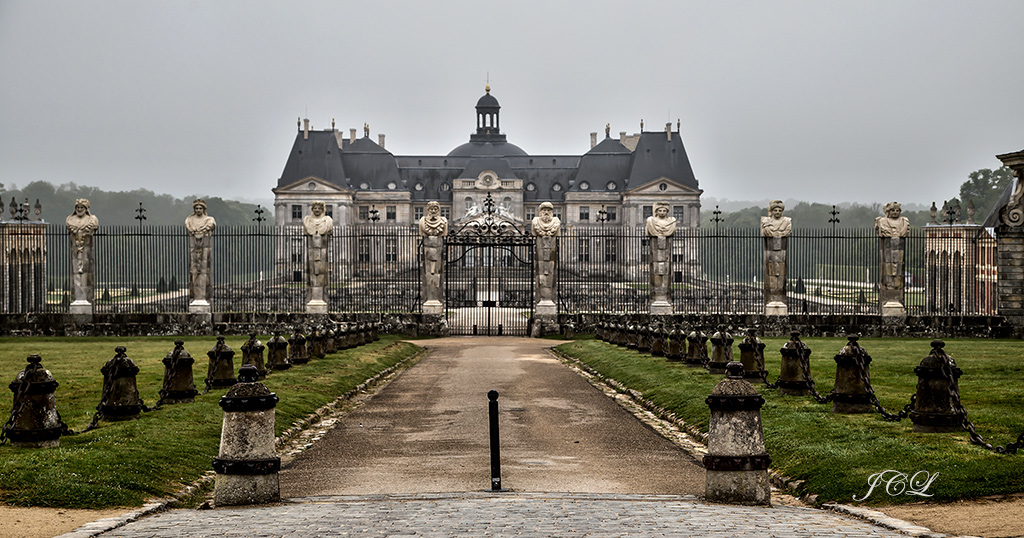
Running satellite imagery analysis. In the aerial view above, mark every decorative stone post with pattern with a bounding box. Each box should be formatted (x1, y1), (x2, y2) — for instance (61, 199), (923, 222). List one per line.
(704, 362), (771, 505)
(419, 201), (448, 315)
(646, 202), (676, 315)
(531, 202), (560, 336)
(213, 364), (280, 506)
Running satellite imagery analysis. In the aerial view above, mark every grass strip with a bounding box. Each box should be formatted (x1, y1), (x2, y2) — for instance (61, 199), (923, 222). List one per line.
(555, 336), (1024, 506)
(0, 335), (421, 508)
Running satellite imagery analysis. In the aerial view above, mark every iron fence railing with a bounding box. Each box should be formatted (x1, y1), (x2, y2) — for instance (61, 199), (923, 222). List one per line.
(1, 223), (998, 317)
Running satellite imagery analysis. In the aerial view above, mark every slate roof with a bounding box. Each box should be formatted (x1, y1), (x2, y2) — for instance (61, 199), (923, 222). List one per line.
(276, 91), (701, 202)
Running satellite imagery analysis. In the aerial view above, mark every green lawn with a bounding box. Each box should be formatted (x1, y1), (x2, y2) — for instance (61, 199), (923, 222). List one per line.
(555, 336), (1024, 506)
(0, 335), (421, 508)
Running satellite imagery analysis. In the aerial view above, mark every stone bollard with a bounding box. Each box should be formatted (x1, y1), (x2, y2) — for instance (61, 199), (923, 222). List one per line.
(910, 340), (963, 433)
(289, 330), (309, 365)
(707, 327), (733, 374)
(777, 332), (812, 396)
(650, 322), (666, 357)
(346, 322), (360, 349)
(666, 324), (684, 361)
(159, 340), (198, 405)
(3, 355), (64, 448)
(324, 327), (338, 355)
(213, 364), (280, 506)
(371, 321), (380, 341)
(99, 346), (144, 421)
(832, 335), (873, 414)
(206, 336), (237, 389)
(685, 330), (707, 367)
(266, 331), (291, 371)
(737, 328), (767, 380)
(307, 326), (325, 361)
(240, 333), (268, 380)
(704, 362), (771, 506)
(637, 323), (652, 353)
(355, 322), (368, 347)
(626, 322), (639, 349)
(614, 321), (627, 347)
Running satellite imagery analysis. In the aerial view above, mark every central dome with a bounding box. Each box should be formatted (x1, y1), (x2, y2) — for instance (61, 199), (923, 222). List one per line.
(448, 85), (526, 157)
(447, 140), (528, 157)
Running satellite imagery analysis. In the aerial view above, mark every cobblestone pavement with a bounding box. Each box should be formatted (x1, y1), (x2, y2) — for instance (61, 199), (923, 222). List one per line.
(98, 493), (909, 538)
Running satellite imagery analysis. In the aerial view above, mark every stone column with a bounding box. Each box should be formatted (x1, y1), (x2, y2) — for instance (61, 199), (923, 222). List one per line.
(646, 202), (676, 315)
(874, 202), (911, 317)
(531, 202), (561, 336)
(65, 199), (98, 316)
(419, 201), (448, 315)
(996, 149), (1024, 322)
(185, 199), (216, 315)
(760, 200), (791, 316)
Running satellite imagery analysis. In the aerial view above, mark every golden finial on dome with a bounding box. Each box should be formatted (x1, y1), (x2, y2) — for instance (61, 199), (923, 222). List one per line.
(485, 84), (491, 93)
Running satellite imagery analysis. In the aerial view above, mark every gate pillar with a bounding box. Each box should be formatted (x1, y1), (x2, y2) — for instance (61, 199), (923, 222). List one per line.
(531, 202), (560, 337)
(996, 149), (1024, 324)
(419, 201), (449, 316)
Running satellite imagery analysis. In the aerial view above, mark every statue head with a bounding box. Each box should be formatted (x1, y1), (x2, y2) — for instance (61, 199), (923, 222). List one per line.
(311, 200), (325, 216)
(539, 202), (554, 221)
(192, 199), (207, 216)
(769, 200), (785, 219)
(73, 198), (91, 216)
(426, 200), (441, 217)
(654, 201), (670, 219)
(884, 201), (902, 219)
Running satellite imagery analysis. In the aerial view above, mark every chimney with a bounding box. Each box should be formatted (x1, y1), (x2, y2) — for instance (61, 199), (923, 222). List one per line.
(350, 128), (356, 144)
(590, 132), (597, 148)
(620, 131), (627, 140)
(666, 123), (672, 141)
(378, 134), (386, 148)
(303, 118), (309, 140)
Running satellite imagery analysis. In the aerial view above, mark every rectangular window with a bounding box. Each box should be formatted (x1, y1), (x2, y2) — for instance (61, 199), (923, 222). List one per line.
(357, 238), (370, 262)
(640, 237), (650, 263)
(606, 206), (617, 221)
(291, 205), (302, 220)
(385, 238), (397, 262)
(554, 210), (562, 220)
(642, 205), (653, 220)
(358, 205), (369, 221)
(441, 207), (451, 219)
(325, 205), (333, 218)
(414, 206), (424, 221)
(578, 238), (590, 262)
(674, 205), (684, 223)
(386, 205), (397, 221)
(605, 238), (617, 262)
(525, 207), (536, 221)
(579, 206), (590, 221)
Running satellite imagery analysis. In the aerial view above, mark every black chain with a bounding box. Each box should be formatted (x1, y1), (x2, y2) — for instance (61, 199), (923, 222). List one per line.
(753, 344), (779, 389)
(799, 344), (834, 404)
(848, 348), (916, 422)
(940, 351), (1024, 454)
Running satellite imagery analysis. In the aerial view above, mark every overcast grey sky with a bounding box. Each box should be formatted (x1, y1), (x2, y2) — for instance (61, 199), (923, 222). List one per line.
(1, 0), (1022, 206)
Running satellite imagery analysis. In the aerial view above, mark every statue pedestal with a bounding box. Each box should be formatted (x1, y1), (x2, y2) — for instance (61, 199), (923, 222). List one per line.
(649, 300), (673, 316)
(189, 300), (211, 315)
(765, 301), (788, 316)
(536, 300), (556, 317)
(69, 300), (93, 315)
(306, 300), (328, 314)
(422, 300), (444, 315)
(881, 302), (906, 317)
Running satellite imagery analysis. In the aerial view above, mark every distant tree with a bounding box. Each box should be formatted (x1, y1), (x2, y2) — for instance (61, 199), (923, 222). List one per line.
(857, 290), (867, 304)
(130, 284), (139, 297)
(795, 277), (806, 294)
(959, 166), (1013, 222)
(169, 275), (179, 291)
(157, 277), (168, 293)
(101, 288), (111, 301)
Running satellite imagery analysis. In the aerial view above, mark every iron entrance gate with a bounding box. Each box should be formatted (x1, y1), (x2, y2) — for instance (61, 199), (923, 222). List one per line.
(445, 199), (534, 336)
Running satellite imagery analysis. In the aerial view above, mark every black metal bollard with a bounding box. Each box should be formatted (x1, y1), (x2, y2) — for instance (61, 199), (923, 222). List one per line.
(160, 340), (198, 404)
(289, 330), (309, 365)
(832, 335), (873, 414)
(206, 336), (237, 388)
(488, 390), (503, 491)
(240, 333), (267, 380)
(910, 340), (963, 433)
(266, 331), (291, 371)
(777, 332), (812, 396)
(738, 328), (766, 380)
(3, 355), (64, 448)
(100, 346), (144, 420)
